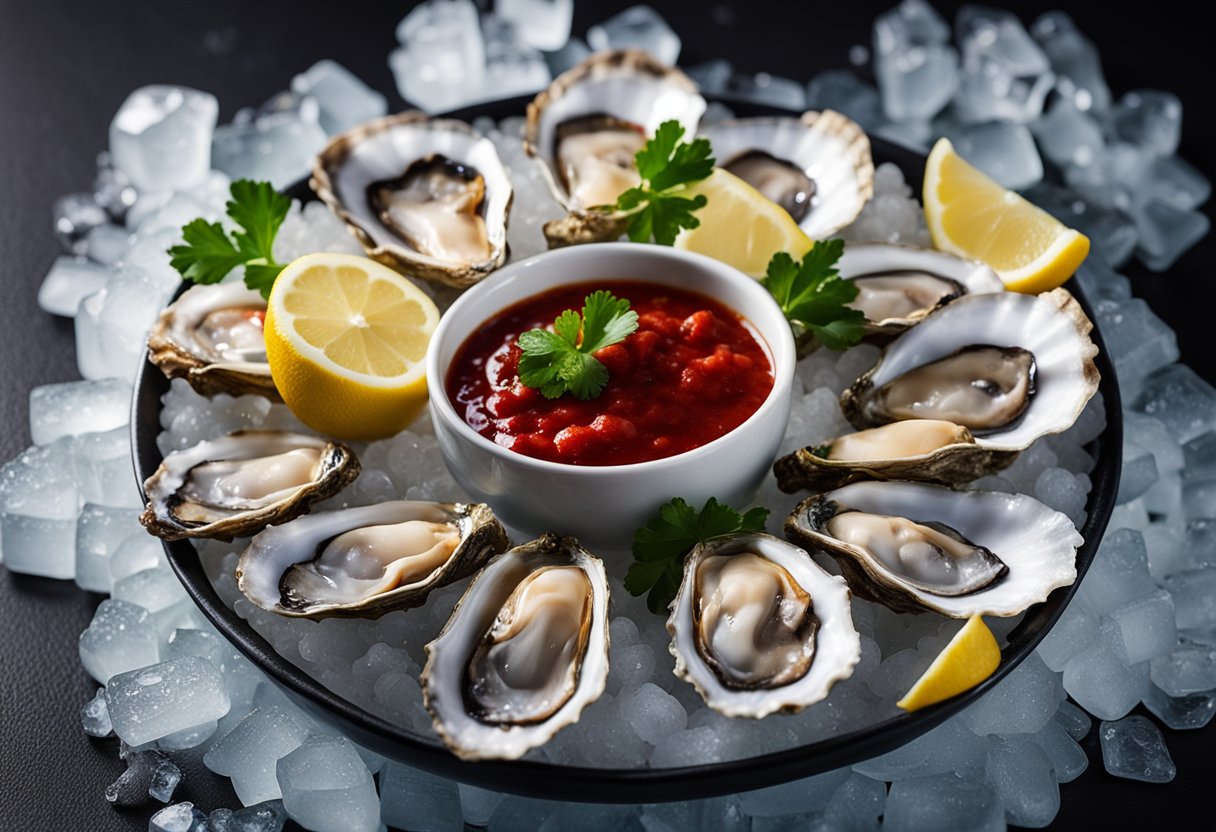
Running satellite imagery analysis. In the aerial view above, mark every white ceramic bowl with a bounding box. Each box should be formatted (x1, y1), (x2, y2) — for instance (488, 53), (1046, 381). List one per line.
(426, 243), (796, 550)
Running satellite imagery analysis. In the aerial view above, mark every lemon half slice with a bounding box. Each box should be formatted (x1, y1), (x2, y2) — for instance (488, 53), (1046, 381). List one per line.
(896, 614), (1002, 712)
(264, 253), (440, 441)
(923, 138), (1089, 294)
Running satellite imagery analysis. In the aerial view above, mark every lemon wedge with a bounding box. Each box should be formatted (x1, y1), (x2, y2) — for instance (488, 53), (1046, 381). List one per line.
(923, 138), (1090, 293)
(896, 614), (1002, 712)
(673, 168), (814, 278)
(264, 253), (440, 441)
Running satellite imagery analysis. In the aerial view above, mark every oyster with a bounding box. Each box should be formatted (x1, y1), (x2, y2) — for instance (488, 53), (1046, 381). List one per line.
(525, 50), (706, 247)
(237, 501), (508, 618)
(669, 532), (860, 718)
(837, 244), (1006, 339)
(423, 534), (610, 760)
(786, 481), (1081, 617)
(774, 419), (1018, 491)
(312, 112), (513, 288)
(841, 288), (1100, 451)
(146, 282), (279, 401)
(141, 431), (359, 541)
(698, 111), (874, 240)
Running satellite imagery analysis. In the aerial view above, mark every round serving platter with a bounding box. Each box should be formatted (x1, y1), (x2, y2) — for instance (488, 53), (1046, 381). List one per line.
(131, 95), (1123, 804)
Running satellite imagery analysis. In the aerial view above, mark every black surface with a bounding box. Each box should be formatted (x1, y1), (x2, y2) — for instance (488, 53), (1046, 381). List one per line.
(1, 0), (1212, 830)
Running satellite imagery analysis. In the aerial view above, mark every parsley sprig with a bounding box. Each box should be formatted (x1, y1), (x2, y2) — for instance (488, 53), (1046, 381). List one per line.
(762, 239), (866, 353)
(607, 120), (715, 246)
(167, 180), (292, 299)
(625, 497), (770, 614)
(516, 290), (639, 400)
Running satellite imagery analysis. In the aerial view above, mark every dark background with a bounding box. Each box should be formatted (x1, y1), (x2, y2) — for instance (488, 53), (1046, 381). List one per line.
(0, 1), (1211, 830)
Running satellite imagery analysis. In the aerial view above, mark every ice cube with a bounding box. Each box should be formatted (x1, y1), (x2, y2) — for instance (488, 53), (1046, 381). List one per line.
(987, 735), (1060, 827)
(1134, 199), (1210, 272)
(150, 801), (207, 832)
(38, 256), (113, 318)
(1110, 90), (1182, 157)
(390, 0), (486, 114)
(214, 800), (288, 832)
(542, 37), (591, 76)
(1031, 720), (1088, 783)
(946, 121), (1043, 189)
(29, 378), (131, 446)
(379, 762), (462, 831)
(1031, 99), (1104, 168)
(78, 599), (160, 683)
(479, 15), (552, 102)
(1149, 643), (1216, 696)
(109, 86), (218, 192)
(1054, 699), (1092, 740)
(649, 726), (729, 767)
(1036, 599), (1099, 671)
(112, 567), (188, 630)
(1075, 527), (1153, 614)
(95, 268), (175, 382)
(1024, 188), (1138, 271)
(1183, 518), (1216, 571)
(86, 223), (131, 266)
(74, 504), (141, 592)
(616, 682), (686, 744)
(203, 705), (312, 805)
(1137, 155), (1211, 212)
(962, 653), (1063, 735)
(1030, 11), (1110, 112)
(74, 426), (142, 510)
(1034, 467), (1089, 527)
(149, 757), (183, 803)
(851, 723), (938, 780)
(276, 736), (379, 832)
(586, 6), (681, 66)
(1110, 590), (1178, 664)
(737, 767), (850, 818)
(806, 70), (884, 131)
(212, 99), (329, 191)
(872, 0), (959, 121)
(1136, 365), (1216, 446)
(81, 688), (114, 737)
(1118, 439), (1159, 504)
(883, 771), (1004, 832)
(824, 772), (887, 831)
(1143, 685), (1216, 730)
(289, 60), (387, 136)
(1164, 567), (1216, 630)
(1184, 476), (1216, 521)
(954, 6), (1054, 123)
(105, 656), (230, 746)
(1062, 622), (1146, 720)
(110, 533), (164, 586)
(496, 0), (574, 51)
(1123, 412), (1184, 482)
(607, 642), (656, 693)
(1099, 714), (1176, 782)
(52, 192), (110, 255)
(459, 784), (504, 827)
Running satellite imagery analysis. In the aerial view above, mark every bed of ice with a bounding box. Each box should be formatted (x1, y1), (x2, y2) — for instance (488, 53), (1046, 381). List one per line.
(3, 2), (1215, 831)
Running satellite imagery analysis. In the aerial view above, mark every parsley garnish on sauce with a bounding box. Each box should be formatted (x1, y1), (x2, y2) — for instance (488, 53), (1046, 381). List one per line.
(762, 239), (867, 352)
(608, 120), (715, 246)
(167, 179), (292, 299)
(516, 290), (639, 401)
(625, 497), (770, 614)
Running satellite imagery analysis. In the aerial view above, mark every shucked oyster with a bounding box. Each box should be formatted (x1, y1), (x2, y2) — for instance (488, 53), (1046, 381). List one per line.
(312, 112), (513, 288)
(146, 282), (279, 401)
(423, 534), (610, 760)
(237, 501), (508, 618)
(668, 532), (860, 718)
(140, 431), (359, 541)
(786, 481), (1081, 617)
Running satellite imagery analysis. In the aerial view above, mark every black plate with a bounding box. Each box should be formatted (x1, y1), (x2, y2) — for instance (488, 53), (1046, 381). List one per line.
(131, 95), (1122, 803)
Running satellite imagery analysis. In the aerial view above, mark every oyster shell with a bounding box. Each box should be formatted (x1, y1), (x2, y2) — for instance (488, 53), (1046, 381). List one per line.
(840, 288), (1100, 451)
(312, 112), (513, 288)
(422, 533), (610, 760)
(785, 481), (1081, 617)
(525, 50), (706, 247)
(668, 532), (860, 718)
(698, 111), (875, 240)
(774, 419), (1018, 491)
(140, 430), (359, 541)
(146, 282), (279, 401)
(236, 501), (508, 618)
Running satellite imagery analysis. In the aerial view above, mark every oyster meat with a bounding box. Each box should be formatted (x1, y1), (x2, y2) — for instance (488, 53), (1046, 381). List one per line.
(140, 431), (359, 541)
(841, 288), (1100, 451)
(669, 532), (860, 718)
(237, 501), (508, 618)
(146, 281), (279, 400)
(312, 112), (513, 288)
(423, 534), (609, 760)
(786, 481), (1081, 617)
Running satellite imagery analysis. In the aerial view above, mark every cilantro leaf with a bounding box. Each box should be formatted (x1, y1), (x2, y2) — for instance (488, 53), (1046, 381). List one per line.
(515, 291), (638, 400)
(166, 179), (290, 299)
(610, 120), (715, 246)
(625, 497), (771, 613)
(761, 240), (867, 352)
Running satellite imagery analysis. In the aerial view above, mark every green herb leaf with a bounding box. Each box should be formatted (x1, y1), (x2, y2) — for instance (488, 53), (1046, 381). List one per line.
(610, 120), (714, 246)
(516, 291), (638, 400)
(166, 179), (290, 299)
(625, 497), (770, 614)
(761, 240), (867, 352)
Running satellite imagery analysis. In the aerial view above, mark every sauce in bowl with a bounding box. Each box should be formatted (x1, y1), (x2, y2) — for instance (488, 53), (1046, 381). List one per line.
(446, 281), (774, 466)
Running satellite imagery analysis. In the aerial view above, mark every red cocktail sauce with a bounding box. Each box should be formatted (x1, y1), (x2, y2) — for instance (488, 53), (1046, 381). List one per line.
(445, 281), (774, 466)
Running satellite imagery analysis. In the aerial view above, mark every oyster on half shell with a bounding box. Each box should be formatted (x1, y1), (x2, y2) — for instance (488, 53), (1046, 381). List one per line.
(140, 430), (359, 541)
(785, 481), (1081, 617)
(237, 500), (508, 618)
(312, 112), (513, 288)
(668, 532), (860, 718)
(422, 534), (610, 760)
